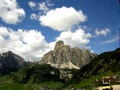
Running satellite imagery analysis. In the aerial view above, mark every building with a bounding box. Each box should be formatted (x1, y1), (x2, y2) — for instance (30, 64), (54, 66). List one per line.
(103, 75), (120, 84)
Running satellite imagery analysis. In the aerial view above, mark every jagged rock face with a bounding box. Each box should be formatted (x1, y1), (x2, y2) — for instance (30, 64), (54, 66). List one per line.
(40, 40), (97, 69)
(70, 48), (96, 68)
(54, 40), (64, 50)
(0, 51), (25, 74)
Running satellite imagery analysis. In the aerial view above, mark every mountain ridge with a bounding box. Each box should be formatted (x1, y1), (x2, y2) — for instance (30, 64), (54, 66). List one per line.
(0, 51), (26, 74)
(0, 45), (120, 89)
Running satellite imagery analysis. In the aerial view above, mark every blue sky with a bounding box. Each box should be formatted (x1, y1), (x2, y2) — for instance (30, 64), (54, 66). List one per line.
(0, 0), (119, 60)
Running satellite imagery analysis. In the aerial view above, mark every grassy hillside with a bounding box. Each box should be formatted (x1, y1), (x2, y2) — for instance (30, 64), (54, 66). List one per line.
(0, 64), (65, 90)
(0, 75), (64, 90)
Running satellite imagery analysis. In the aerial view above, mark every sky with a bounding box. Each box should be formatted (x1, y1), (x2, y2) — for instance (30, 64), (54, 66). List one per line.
(0, 0), (120, 60)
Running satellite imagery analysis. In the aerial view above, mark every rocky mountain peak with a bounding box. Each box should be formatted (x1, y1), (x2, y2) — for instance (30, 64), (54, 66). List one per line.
(8, 51), (12, 54)
(7, 51), (13, 56)
(40, 41), (97, 69)
(54, 40), (64, 50)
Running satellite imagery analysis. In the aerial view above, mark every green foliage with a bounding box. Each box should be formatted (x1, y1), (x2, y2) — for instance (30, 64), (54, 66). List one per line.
(0, 75), (64, 90)
(12, 64), (64, 84)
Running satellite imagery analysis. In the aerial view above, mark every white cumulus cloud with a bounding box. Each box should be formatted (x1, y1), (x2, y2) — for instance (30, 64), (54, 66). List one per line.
(46, 0), (54, 6)
(0, 26), (50, 60)
(0, 0), (25, 24)
(0, 26), (93, 60)
(30, 13), (39, 20)
(56, 29), (91, 48)
(28, 1), (36, 9)
(39, 7), (87, 31)
(95, 28), (110, 36)
(38, 2), (49, 14)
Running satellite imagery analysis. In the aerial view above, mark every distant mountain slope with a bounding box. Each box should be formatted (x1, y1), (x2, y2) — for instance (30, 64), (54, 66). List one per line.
(40, 40), (97, 69)
(71, 48), (120, 83)
(0, 51), (25, 74)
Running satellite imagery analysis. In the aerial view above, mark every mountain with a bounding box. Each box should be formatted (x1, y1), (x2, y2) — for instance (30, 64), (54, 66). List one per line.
(71, 48), (120, 83)
(0, 46), (119, 89)
(40, 40), (97, 69)
(0, 51), (25, 74)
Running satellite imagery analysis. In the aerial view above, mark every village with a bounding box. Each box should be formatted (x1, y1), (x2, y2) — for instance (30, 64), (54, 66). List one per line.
(95, 75), (120, 90)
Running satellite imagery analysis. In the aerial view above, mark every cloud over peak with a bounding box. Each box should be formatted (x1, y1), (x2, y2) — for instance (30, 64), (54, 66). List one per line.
(0, 26), (92, 60)
(39, 7), (87, 31)
(56, 29), (91, 48)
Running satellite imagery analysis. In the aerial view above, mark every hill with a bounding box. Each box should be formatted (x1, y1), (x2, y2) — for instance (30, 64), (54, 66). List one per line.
(63, 48), (120, 89)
